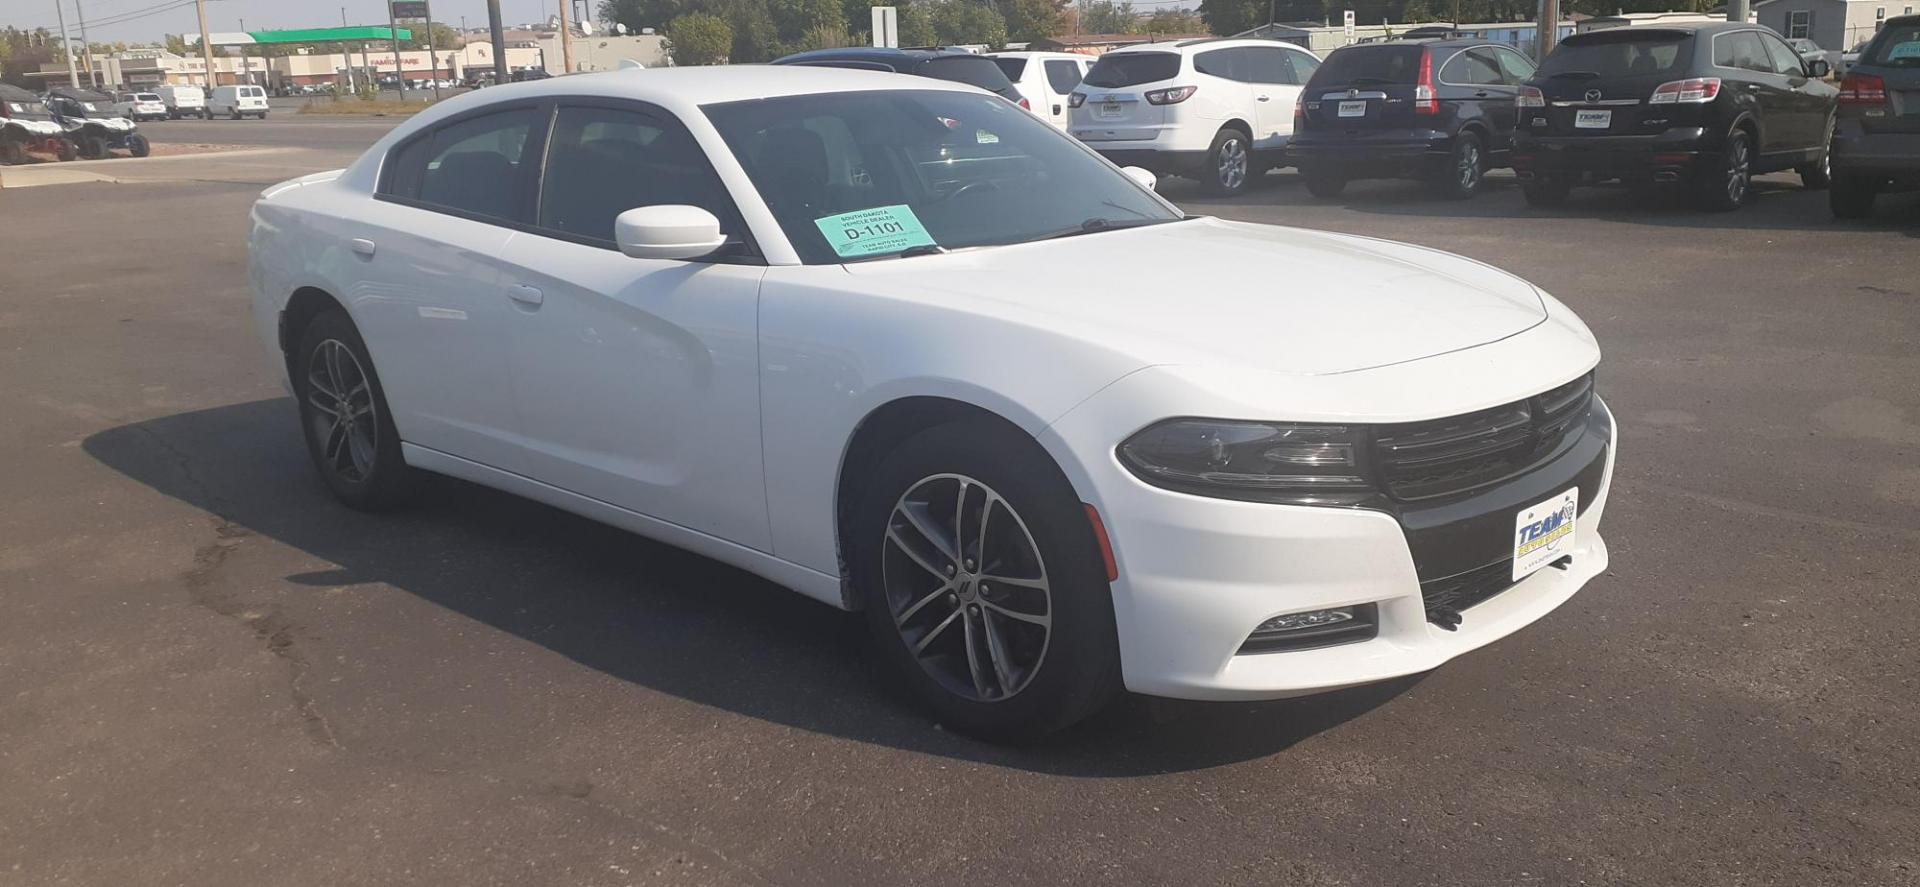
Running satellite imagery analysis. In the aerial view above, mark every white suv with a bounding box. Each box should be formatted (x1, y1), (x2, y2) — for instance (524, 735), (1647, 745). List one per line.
(988, 51), (1092, 130)
(1069, 38), (1322, 195)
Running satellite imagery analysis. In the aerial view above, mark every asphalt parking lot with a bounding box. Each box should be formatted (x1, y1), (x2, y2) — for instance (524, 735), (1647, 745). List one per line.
(3, 116), (1917, 886)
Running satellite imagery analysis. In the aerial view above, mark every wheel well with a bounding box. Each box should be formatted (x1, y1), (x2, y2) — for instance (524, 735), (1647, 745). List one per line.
(1734, 115), (1760, 143)
(1221, 119), (1252, 139)
(833, 397), (1031, 608)
(279, 286), (345, 374)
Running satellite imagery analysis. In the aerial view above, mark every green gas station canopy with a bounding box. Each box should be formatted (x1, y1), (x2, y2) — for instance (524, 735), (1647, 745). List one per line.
(208, 26), (413, 46)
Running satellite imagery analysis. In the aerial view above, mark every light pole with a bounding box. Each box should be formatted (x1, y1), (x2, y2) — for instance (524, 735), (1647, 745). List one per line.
(196, 0), (217, 87)
(74, 0), (98, 87)
(488, 0), (509, 84)
(53, 0), (80, 88)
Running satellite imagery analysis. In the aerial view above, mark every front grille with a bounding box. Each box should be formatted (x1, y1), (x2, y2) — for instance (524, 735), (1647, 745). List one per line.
(1372, 373), (1594, 502)
(1420, 561), (1521, 627)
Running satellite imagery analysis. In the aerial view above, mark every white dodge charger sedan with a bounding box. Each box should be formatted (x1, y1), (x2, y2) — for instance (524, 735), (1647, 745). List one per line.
(248, 66), (1615, 740)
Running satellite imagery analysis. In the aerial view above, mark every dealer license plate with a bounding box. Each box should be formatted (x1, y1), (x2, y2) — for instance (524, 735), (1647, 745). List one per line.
(1574, 110), (1612, 129)
(1096, 102), (1125, 119)
(1512, 487), (1578, 581)
(1338, 100), (1367, 118)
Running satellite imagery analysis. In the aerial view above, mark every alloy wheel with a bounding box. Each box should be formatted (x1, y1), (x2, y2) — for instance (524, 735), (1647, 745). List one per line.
(1217, 137), (1247, 191)
(1457, 141), (1482, 191)
(1726, 136), (1751, 204)
(882, 473), (1051, 702)
(305, 339), (379, 483)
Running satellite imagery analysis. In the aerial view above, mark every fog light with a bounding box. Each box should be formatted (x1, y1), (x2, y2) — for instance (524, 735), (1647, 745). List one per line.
(1257, 608), (1353, 632)
(1239, 603), (1379, 655)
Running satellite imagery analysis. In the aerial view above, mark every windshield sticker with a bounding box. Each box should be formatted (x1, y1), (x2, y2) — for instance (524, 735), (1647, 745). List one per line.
(1889, 41), (1920, 60)
(813, 205), (937, 258)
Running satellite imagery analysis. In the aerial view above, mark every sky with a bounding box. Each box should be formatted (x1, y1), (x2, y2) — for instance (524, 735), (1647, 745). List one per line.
(11, 0), (580, 45)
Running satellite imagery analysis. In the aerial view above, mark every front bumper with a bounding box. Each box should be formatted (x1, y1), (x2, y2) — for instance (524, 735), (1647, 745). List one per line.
(1514, 127), (1713, 182)
(1044, 364), (1615, 701)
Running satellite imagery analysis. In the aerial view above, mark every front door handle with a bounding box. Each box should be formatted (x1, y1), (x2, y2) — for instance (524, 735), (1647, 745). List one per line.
(507, 284), (544, 307)
(1475, 91), (1492, 98)
(349, 238), (376, 258)
(1256, 94), (1271, 102)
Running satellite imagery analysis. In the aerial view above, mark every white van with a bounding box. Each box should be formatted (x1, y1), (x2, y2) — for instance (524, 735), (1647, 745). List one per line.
(986, 51), (1092, 130)
(209, 85), (269, 120)
(156, 85), (207, 119)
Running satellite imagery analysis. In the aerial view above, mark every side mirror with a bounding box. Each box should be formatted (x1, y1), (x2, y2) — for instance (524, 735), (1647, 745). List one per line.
(613, 205), (729, 260)
(1807, 58), (1831, 79)
(1121, 165), (1157, 191)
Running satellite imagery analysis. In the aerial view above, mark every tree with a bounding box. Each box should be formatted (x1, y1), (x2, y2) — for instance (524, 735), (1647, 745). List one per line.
(770, 0), (846, 44)
(1196, 0), (1265, 35)
(667, 12), (734, 63)
(795, 23), (851, 49)
(1143, 8), (1206, 33)
(724, 0), (784, 60)
(1079, 0), (1136, 34)
(898, 2), (937, 45)
(996, 0), (1065, 42)
(604, 0), (694, 33)
(402, 22), (463, 50)
(930, 0), (1006, 47)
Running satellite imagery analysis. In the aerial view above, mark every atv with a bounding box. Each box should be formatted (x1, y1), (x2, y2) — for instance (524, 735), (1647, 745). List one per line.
(45, 86), (150, 160)
(0, 84), (77, 164)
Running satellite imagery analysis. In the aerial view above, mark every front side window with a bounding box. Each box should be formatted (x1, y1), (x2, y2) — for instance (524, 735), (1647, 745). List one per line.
(703, 89), (1179, 265)
(1492, 46), (1537, 84)
(1714, 31), (1774, 73)
(536, 104), (740, 248)
(1760, 33), (1809, 75)
(1246, 47), (1297, 84)
(383, 107), (538, 221)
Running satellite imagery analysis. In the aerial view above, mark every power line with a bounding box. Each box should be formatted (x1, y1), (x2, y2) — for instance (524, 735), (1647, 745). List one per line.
(16, 0), (218, 37)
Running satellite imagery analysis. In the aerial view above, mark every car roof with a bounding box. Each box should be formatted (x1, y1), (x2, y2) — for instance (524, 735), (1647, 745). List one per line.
(0, 83), (40, 102)
(1105, 36), (1312, 55)
(987, 50), (1089, 60)
(775, 47), (980, 64)
(1566, 22), (1750, 38)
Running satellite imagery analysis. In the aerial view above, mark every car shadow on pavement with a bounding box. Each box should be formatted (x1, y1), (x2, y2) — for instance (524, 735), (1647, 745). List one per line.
(85, 398), (1418, 776)
(1162, 170), (1920, 234)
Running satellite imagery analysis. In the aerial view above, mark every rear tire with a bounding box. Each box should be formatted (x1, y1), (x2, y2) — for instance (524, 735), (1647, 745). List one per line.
(1797, 148), (1832, 190)
(1696, 128), (1753, 211)
(0, 141), (22, 165)
(1431, 131), (1485, 199)
(853, 418), (1122, 742)
(292, 309), (418, 511)
(1830, 175), (1878, 218)
(1200, 128), (1253, 197)
(1302, 168), (1348, 198)
(55, 139), (77, 162)
(1522, 174), (1571, 207)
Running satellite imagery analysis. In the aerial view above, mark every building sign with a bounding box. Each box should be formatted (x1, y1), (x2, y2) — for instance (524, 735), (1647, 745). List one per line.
(391, 1), (430, 19)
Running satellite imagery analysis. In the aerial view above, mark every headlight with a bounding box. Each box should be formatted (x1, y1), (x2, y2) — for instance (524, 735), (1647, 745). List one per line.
(1118, 419), (1377, 506)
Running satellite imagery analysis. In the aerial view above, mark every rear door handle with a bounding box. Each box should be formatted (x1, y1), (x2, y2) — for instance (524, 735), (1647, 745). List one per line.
(507, 284), (544, 307)
(349, 238), (376, 258)
(1256, 94), (1271, 102)
(1052, 103), (1061, 114)
(1474, 91), (1492, 98)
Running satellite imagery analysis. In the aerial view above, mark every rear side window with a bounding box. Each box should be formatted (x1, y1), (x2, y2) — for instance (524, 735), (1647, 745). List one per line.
(536, 105), (742, 248)
(1441, 48), (1504, 85)
(1082, 52), (1181, 88)
(1194, 48), (1248, 82)
(1866, 23), (1920, 65)
(1043, 59), (1084, 93)
(1309, 45), (1425, 86)
(383, 107), (540, 222)
(920, 56), (1016, 94)
(1539, 32), (1690, 79)
(992, 57), (1028, 82)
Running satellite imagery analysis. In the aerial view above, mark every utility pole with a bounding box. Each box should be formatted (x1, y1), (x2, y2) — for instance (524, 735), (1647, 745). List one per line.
(53, 0), (80, 88)
(239, 18), (252, 86)
(74, 0), (97, 88)
(488, 0), (509, 84)
(388, 0), (406, 97)
(197, 0), (217, 88)
(1727, 0), (1750, 24)
(1535, 0), (1560, 60)
(341, 7), (355, 93)
(424, 0), (442, 99)
(555, 0), (574, 74)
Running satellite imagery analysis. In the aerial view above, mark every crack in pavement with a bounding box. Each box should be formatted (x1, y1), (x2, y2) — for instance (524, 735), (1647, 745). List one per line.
(137, 423), (342, 750)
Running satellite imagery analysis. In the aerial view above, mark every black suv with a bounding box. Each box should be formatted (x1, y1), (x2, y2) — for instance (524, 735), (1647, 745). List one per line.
(1829, 14), (1920, 217)
(1512, 23), (1837, 210)
(1290, 38), (1539, 199)
(772, 48), (1025, 107)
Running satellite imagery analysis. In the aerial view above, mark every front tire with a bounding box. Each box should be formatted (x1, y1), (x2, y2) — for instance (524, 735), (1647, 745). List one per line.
(1830, 175), (1878, 218)
(853, 419), (1121, 742)
(292, 309), (417, 511)
(127, 133), (150, 157)
(1200, 128), (1253, 197)
(1696, 129), (1753, 211)
(1431, 131), (1485, 199)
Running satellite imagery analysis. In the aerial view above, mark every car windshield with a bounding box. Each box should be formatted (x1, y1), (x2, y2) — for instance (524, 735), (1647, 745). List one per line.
(1538, 31), (1691, 79)
(1082, 52), (1180, 87)
(1309, 45), (1425, 85)
(704, 89), (1180, 265)
(1866, 23), (1920, 66)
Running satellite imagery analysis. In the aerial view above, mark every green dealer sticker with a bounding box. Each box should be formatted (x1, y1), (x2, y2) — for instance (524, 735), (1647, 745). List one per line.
(813, 205), (938, 258)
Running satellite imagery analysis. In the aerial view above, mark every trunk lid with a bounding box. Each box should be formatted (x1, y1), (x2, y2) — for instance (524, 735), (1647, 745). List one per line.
(1531, 29), (1698, 137)
(1075, 52), (1180, 135)
(1301, 44), (1428, 131)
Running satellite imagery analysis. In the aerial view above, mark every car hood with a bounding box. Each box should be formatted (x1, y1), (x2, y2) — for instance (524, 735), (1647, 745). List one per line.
(839, 216), (1548, 376)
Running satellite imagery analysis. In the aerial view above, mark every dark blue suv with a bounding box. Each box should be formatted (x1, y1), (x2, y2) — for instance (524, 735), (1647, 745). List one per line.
(1288, 38), (1538, 199)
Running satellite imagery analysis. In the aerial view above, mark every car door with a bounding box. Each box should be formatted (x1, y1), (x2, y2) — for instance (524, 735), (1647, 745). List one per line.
(1715, 30), (1797, 155)
(1041, 57), (1087, 128)
(497, 100), (772, 550)
(1760, 30), (1835, 151)
(350, 104), (545, 474)
(1439, 48), (1518, 149)
(1245, 46), (1305, 146)
(1193, 47), (1258, 136)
